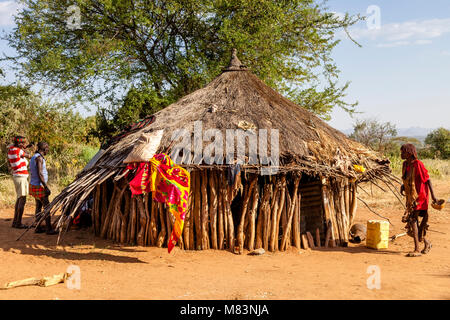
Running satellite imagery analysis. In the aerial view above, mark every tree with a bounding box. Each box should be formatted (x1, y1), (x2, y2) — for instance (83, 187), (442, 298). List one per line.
(0, 84), (98, 177)
(349, 119), (397, 153)
(4, 0), (362, 125)
(91, 86), (170, 142)
(425, 128), (450, 159)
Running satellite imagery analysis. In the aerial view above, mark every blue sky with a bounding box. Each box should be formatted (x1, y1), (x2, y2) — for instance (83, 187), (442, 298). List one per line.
(326, 0), (450, 130)
(1, 0), (449, 131)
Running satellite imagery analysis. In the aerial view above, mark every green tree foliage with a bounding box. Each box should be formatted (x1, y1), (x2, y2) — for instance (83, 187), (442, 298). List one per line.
(424, 128), (450, 159)
(91, 87), (171, 143)
(0, 85), (99, 184)
(349, 119), (397, 154)
(4, 0), (362, 134)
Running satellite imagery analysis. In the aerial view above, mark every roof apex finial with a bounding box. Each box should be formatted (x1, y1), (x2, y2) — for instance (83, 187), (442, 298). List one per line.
(225, 48), (247, 71)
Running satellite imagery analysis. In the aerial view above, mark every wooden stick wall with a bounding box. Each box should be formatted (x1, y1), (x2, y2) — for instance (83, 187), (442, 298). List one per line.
(90, 170), (357, 252)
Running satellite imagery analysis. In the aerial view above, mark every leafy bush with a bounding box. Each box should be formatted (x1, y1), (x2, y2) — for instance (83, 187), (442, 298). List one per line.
(424, 128), (450, 159)
(0, 85), (100, 188)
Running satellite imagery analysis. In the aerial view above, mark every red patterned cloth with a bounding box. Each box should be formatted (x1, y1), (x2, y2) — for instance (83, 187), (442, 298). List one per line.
(126, 154), (190, 253)
(403, 159), (430, 211)
(29, 184), (45, 198)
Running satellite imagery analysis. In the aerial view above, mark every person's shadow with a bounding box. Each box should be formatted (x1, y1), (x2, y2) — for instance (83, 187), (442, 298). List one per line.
(0, 211), (148, 264)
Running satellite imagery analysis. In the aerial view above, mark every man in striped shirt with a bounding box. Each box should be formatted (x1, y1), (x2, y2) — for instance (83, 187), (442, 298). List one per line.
(7, 136), (32, 228)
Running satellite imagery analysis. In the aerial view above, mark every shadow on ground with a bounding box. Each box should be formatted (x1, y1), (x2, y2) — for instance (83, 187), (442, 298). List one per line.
(0, 211), (148, 264)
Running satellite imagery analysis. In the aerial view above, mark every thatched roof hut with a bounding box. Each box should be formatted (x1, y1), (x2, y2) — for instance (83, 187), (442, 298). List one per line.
(44, 50), (395, 252)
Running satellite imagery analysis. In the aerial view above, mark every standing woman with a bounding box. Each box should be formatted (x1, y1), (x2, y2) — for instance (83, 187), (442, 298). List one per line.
(400, 143), (437, 257)
(8, 136), (32, 228)
(29, 142), (57, 235)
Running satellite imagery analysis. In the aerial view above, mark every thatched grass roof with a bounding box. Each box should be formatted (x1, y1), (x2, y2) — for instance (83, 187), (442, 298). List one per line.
(98, 52), (390, 179)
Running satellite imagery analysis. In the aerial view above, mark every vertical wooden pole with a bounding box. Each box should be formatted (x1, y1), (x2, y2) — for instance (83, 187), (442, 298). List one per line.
(201, 170), (209, 250)
(209, 171), (218, 249)
(156, 203), (166, 248)
(136, 195), (147, 246)
(293, 188), (301, 249)
(315, 228), (321, 247)
(265, 182), (278, 251)
(194, 171), (202, 250)
(189, 177), (195, 250)
(248, 182), (259, 252)
(223, 173), (234, 252)
(274, 177), (286, 251)
(237, 176), (257, 254)
(149, 197), (158, 246)
(144, 194), (151, 246)
(349, 182), (357, 228)
(93, 184), (101, 236)
(306, 231), (315, 248)
(120, 190), (130, 244)
(100, 182), (108, 229)
(218, 172), (224, 250)
(324, 219), (332, 248)
(340, 180), (349, 244)
(280, 176), (300, 251)
(129, 196), (137, 244)
(256, 184), (270, 249)
(301, 233), (309, 250)
(165, 206), (172, 247)
(183, 187), (192, 250)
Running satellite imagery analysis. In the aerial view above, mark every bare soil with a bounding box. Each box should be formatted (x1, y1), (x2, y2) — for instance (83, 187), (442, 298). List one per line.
(0, 180), (449, 300)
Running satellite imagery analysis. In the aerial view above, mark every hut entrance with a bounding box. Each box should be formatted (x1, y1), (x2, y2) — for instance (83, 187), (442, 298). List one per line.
(299, 176), (326, 244)
(230, 190), (242, 236)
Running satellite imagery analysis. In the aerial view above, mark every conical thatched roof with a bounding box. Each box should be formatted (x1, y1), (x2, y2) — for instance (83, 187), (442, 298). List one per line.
(43, 51), (395, 226)
(103, 51), (389, 179)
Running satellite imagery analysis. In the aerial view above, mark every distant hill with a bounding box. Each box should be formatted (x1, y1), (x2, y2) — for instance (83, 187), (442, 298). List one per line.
(396, 127), (434, 138)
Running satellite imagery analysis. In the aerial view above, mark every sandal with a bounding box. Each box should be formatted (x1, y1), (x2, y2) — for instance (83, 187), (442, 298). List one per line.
(406, 252), (422, 257)
(421, 242), (432, 254)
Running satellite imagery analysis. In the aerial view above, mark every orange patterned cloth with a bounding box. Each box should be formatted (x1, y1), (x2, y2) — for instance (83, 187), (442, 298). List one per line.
(126, 153), (190, 253)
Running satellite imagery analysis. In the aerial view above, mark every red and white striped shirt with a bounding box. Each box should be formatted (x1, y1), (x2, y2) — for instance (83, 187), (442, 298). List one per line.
(8, 146), (29, 176)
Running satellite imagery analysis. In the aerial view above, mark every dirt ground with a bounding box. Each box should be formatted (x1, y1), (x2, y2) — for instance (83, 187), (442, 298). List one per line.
(0, 180), (449, 300)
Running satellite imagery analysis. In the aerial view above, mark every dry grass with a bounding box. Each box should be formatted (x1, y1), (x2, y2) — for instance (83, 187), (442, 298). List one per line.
(389, 157), (450, 179)
(0, 177), (63, 208)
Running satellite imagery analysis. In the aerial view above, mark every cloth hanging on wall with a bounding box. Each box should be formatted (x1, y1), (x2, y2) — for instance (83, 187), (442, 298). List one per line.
(126, 153), (190, 253)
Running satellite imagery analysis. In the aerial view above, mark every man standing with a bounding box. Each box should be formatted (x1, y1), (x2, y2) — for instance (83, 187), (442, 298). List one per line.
(29, 142), (57, 235)
(400, 143), (437, 257)
(8, 136), (32, 229)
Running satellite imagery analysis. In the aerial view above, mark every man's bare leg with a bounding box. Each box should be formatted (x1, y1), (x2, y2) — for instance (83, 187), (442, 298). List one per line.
(422, 238), (432, 254)
(12, 196), (27, 228)
(407, 215), (422, 257)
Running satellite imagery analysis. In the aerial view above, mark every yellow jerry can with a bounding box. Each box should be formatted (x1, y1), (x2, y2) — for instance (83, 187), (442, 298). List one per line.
(366, 220), (389, 249)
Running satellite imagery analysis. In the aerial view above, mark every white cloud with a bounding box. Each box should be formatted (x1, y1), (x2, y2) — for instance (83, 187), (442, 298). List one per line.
(0, 1), (22, 27)
(346, 18), (450, 47)
(376, 41), (410, 48)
